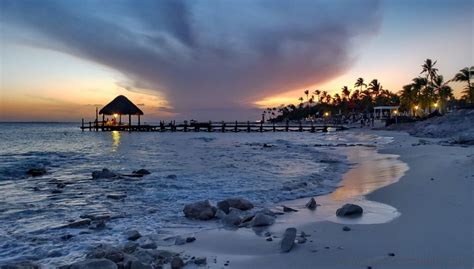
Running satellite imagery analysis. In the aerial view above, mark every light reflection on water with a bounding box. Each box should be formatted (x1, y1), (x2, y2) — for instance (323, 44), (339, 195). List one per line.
(111, 131), (120, 152)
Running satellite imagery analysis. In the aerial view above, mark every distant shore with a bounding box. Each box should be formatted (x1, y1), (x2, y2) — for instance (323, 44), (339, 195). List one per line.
(169, 130), (473, 269)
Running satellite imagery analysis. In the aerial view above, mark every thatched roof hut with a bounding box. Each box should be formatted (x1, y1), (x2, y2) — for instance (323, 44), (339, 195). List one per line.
(99, 95), (143, 116)
(98, 95), (143, 126)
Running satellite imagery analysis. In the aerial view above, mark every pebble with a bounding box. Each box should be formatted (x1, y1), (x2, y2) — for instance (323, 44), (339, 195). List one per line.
(186, 236), (196, 243)
(342, 226), (351, 231)
(266, 237), (273, 241)
(125, 230), (142, 241)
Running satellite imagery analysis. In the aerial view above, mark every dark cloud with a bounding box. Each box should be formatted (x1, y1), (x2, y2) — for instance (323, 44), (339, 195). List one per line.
(1, 0), (382, 120)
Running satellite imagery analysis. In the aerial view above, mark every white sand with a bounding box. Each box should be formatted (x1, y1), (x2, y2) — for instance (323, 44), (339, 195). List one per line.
(171, 131), (473, 269)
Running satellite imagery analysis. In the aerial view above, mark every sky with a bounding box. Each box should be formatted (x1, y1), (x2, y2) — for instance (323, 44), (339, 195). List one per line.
(0, 0), (472, 121)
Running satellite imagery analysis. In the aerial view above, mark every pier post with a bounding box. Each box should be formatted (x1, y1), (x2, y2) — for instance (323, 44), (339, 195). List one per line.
(299, 121), (302, 132)
(247, 121), (250, 132)
(81, 118), (84, 131)
(234, 121), (238, 132)
(273, 122), (276, 132)
(311, 121), (315, 133)
(184, 121), (188, 132)
(285, 120), (289, 132)
(128, 114), (132, 132)
(138, 115), (141, 127)
(222, 121), (226, 133)
(89, 121), (91, 131)
(260, 121), (263, 132)
(208, 121), (212, 132)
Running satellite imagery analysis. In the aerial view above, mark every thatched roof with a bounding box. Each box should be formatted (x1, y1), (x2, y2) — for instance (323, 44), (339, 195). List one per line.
(99, 95), (144, 115)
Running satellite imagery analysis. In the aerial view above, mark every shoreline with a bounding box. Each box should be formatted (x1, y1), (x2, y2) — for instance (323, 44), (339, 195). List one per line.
(168, 130), (473, 269)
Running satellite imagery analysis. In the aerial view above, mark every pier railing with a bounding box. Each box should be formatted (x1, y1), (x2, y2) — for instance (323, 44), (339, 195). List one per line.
(80, 119), (347, 133)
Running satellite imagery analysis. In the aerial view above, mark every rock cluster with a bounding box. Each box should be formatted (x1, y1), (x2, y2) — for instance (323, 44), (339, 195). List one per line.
(336, 203), (363, 217)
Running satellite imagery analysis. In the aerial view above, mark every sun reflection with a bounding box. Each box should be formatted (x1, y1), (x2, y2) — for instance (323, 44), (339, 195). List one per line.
(111, 131), (120, 151)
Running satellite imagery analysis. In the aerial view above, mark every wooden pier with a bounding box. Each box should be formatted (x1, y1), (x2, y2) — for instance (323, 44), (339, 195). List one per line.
(80, 120), (347, 133)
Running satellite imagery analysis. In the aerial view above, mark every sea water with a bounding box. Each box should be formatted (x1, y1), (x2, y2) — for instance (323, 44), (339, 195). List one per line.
(0, 122), (392, 266)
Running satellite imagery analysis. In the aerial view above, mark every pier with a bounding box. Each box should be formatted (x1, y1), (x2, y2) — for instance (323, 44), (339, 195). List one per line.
(80, 120), (347, 133)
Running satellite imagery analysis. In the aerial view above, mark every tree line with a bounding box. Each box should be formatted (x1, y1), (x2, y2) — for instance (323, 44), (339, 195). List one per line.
(265, 59), (473, 122)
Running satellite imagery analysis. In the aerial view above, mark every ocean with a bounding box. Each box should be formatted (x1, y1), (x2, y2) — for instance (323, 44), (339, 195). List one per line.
(0, 122), (392, 266)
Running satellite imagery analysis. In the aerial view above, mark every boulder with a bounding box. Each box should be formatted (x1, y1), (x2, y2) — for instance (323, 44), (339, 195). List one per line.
(305, 198), (318, 210)
(171, 257), (184, 269)
(69, 259), (117, 269)
(27, 168), (47, 177)
(342, 226), (351, 231)
(183, 200), (217, 220)
(251, 212), (275, 227)
(282, 205), (298, 212)
(92, 169), (117, 179)
(221, 209), (242, 226)
(129, 261), (153, 269)
(186, 236), (196, 243)
(217, 198), (254, 213)
(125, 230), (142, 241)
(336, 204), (363, 217)
(1, 261), (40, 269)
(133, 169), (151, 176)
(281, 228), (297, 253)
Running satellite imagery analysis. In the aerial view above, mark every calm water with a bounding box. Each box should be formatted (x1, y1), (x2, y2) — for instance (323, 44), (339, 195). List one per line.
(0, 123), (390, 266)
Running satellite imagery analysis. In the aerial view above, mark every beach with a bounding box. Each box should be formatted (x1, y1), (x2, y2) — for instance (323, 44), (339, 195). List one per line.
(0, 126), (472, 268)
(169, 130), (473, 269)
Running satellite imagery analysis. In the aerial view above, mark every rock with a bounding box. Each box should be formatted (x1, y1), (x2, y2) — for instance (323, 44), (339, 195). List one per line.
(79, 213), (111, 221)
(183, 200), (217, 220)
(194, 257), (207, 265)
(57, 182), (66, 188)
(217, 198), (254, 213)
(221, 209), (242, 226)
(125, 230), (142, 241)
(305, 198), (318, 210)
(166, 174), (177, 179)
(122, 242), (139, 253)
(186, 236), (196, 243)
(263, 143), (273, 148)
(266, 237), (273, 242)
(133, 169), (151, 175)
(139, 238), (157, 249)
(47, 250), (62, 257)
(281, 228), (297, 252)
(171, 257), (184, 269)
(264, 231), (271, 237)
(296, 237), (306, 244)
(106, 193), (127, 200)
(92, 168), (117, 179)
(282, 205), (298, 212)
(69, 259), (117, 269)
(174, 236), (186, 245)
(251, 212), (275, 227)
(388, 252), (395, 257)
(51, 189), (63, 194)
(86, 245), (124, 263)
(215, 209), (227, 219)
(91, 220), (106, 230)
(27, 168), (47, 177)
(66, 219), (91, 228)
(336, 204), (363, 217)
(342, 226), (351, 231)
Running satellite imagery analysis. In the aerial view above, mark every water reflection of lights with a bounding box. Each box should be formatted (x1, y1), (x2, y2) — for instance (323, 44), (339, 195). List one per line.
(112, 131), (120, 151)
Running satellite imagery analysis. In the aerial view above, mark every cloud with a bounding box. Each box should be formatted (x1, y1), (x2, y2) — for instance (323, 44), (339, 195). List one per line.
(1, 0), (382, 119)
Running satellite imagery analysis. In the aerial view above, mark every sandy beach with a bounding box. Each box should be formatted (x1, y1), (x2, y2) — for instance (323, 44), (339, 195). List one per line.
(169, 130), (473, 269)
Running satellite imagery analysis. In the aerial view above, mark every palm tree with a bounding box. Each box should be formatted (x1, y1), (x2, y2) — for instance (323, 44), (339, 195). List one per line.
(325, 93), (332, 104)
(341, 86), (351, 102)
(400, 84), (418, 116)
(298, 97), (304, 108)
(320, 91), (328, 103)
(354, 78), (367, 93)
(433, 75), (453, 113)
(453, 66), (474, 103)
(421, 59), (438, 85)
(313, 89), (321, 103)
(368, 79), (382, 98)
(304, 90), (309, 102)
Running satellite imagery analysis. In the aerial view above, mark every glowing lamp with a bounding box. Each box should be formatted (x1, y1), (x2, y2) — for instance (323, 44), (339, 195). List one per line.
(113, 113), (118, 118)
(434, 103), (438, 108)
(324, 112), (329, 117)
(414, 105), (419, 110)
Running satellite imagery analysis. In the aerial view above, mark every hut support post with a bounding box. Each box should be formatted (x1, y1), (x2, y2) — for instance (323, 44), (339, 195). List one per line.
(128, 114), (131, 132)
(138, 115), (141, 127)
